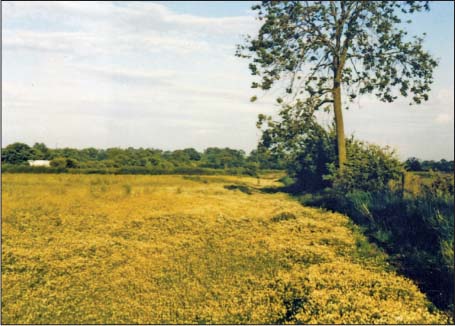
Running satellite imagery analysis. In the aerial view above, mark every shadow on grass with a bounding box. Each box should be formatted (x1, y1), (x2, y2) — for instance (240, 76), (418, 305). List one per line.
(224, 183), (299, 195)
(259, 184), (302, 195)
(267, 183), (453, 315)
(223, 184), (254, 195)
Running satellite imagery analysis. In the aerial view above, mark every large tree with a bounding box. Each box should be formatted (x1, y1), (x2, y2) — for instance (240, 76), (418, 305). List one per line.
(1, 143), (34, 164)
(237, 1), (437, 168)
(32, 142), (51, 160)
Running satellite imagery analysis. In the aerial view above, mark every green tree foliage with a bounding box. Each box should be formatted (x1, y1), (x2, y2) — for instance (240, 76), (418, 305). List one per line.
(247, 148), (284, 170)
(182, 148), (202, 161)
(49, 157), (79, 169)
(405, 157), (423, 171)
(257, 101), (336, 191)
(325, 140), (404, 193)
(50, 157), (69, 169)
(1, 143), (34, 164)
(237, 1), (438, 168)
(168, 150), (192, 165)
(80, 147), (100, 161)
(2, 143), (284, 172)
(32, 143), (51, 160)
(257, 101), (403, 193)
(65, 158), (79, 168)
(202, 148), (246, 169)
(405, 158), (454, 172)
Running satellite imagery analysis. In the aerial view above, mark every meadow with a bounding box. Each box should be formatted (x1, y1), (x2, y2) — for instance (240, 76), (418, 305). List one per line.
(1, 173), (451, 324)
(405, 171), (454, 194)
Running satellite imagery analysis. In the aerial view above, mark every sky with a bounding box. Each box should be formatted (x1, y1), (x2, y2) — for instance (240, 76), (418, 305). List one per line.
(2, 1), (454, 160)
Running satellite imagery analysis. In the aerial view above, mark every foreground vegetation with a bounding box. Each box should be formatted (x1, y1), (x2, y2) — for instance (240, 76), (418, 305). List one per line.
(2, 173), (450, 324)
(298, 171), (454, 311)
(251, 99), (454, 313)
(237, 2), (453, 314)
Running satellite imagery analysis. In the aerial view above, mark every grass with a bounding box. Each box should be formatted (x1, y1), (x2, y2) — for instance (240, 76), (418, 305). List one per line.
(403, 171), (454, 195)
(1, 174), (451, 324)
(298, 172), (454, 312)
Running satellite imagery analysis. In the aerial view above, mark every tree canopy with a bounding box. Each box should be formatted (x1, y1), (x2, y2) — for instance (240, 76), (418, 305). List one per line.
(237, 1), (438, 167)
(1, 143), (34, 165)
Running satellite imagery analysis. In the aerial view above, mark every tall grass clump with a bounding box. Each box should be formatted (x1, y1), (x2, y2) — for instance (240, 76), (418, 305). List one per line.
(300, 153), (454, 311)
(122, 183), (132, 196)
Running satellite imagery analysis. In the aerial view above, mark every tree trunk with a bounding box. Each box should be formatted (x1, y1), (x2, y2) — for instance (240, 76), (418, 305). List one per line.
(333, 82), (346, 169)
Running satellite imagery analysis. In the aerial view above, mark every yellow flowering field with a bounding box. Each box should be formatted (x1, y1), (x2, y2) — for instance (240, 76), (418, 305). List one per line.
(1, 174), (450, 324)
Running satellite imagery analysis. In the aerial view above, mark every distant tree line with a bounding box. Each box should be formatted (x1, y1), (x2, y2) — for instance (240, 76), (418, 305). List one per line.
(1, 142), (285, 173)
(3, 143), (452, 174)
(404, 157), (454, 173)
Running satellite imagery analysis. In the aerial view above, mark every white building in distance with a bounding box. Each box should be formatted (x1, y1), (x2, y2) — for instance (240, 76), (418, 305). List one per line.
(28, 160), (51, 167)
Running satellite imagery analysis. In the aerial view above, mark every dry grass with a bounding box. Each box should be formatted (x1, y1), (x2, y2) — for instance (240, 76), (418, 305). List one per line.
(1, 174), (450, 324)
(401, 171), (454, 196)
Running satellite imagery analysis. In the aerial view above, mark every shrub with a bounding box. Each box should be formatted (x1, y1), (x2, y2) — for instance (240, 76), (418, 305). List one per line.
(256, 101), (337, 193)
(279, 175), (295, 187)
(287, 126), (336, 192)
(244, 162), (259, 177)
(50, 157), (69, 169)
(325, 139), (404, 194)
(65, 158), (79, 168)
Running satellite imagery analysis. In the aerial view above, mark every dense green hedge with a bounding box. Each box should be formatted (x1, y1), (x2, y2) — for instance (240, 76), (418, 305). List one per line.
(2, 164), (279, 176)
(1, 164), (67, 174)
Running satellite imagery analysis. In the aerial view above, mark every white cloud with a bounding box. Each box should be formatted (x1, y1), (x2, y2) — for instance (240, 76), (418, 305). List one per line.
(2, 1), (258, 50)
(432, 87), (454, 124)
(2, 29), (213, 57)
(436, 87), (454, 105)
(2, 2), (453, 159)
(1, 1), (257, 34)
(73, 64), (176, 85)
(435, 113), (453, 124)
